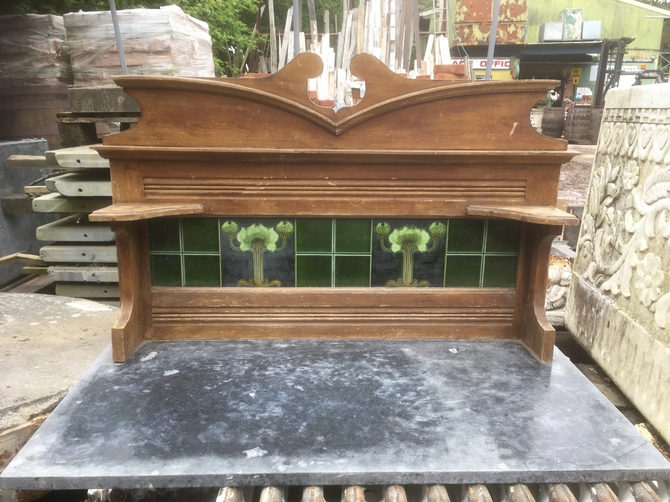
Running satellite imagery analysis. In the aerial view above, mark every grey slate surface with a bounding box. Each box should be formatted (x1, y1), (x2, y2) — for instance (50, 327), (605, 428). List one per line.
(2, 339), (669, 489)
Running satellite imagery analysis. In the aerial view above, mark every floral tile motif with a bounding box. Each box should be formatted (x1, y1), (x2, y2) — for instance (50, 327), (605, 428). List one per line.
(220, 218), (295, 287)
(148, 218), (519, 289)
(372, 219), (446, 287)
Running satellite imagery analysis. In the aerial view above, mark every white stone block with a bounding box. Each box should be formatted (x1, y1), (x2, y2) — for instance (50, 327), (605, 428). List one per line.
(565, 83), (670, 444)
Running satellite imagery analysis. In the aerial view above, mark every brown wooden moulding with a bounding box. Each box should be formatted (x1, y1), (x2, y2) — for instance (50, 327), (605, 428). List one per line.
(95, 160), (571, 219)
(97, 53), (574, 363)
(103, 53), (565, 151)
(518, 224), (564, 362)
(110, 221), (151, 362)
(89, 203), (204, 222)
(93, 147), (577, 165)
(466, 205), (580, 226)
(150, 288), (517, 341)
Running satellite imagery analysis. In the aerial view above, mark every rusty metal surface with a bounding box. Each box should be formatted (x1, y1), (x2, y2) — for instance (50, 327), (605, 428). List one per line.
(544, 484), (578, 502)
(454, 0), (527, 45)
(425, 486), (450, 502)
(342, 487), (367, 502)
(463, 486), (494, 502)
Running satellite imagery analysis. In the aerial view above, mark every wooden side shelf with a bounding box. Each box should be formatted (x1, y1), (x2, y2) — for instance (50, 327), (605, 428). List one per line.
(89, 203), (204, 222)
(466, 205), (579, 226)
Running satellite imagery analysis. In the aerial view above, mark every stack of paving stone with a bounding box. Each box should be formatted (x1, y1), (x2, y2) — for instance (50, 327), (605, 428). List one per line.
(64, 5), (215, 87)
(10, 144), (119, 304)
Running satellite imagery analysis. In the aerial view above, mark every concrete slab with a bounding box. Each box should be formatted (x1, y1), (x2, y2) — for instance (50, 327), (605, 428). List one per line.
(47, 266), (118, 283)
(0, 293), (117, 433)
(67, 86), (140, 114)
(31, 193), (111, 214)
(1, 339), (669, 490)
(36, 214), (114, 243)
(54, 283), (119, 298)
(45, 172), (111, 197)
(39, 244), (117, 263)
(0, 293), (117, 502)
(44, 145), (109, 169)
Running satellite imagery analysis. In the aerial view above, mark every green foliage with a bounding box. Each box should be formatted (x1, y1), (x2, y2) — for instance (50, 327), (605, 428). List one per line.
(178, 0), (263, 75)
(0, 0), (263, 76)
(416, 0), (432, 14)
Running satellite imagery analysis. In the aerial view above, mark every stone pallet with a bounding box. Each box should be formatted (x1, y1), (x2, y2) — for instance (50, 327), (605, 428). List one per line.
(57, 87), (141, 148)
(21, 144), (119, 301)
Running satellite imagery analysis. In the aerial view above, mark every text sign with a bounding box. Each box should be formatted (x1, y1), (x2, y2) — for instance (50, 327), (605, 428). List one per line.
(452, 59), (511, 69)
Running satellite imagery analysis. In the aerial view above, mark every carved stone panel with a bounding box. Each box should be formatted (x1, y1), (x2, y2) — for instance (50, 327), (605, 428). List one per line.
(572, 96), (670, 336)
(566, 83), (670, 443)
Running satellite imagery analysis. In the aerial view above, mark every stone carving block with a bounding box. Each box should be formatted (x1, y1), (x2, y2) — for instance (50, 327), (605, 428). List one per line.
(565, 83), (670, 443)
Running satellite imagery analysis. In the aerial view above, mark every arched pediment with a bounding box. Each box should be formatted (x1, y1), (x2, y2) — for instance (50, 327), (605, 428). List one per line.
(104, 53), (564, 151)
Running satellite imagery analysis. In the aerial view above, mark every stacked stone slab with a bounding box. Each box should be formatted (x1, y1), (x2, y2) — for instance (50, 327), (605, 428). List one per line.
(565, 83), (670, 443)
(0, 14), (73, 148)
(29, 145), (119, 303)
(0, 14), (72, 87)
(63, 5), (215, 87)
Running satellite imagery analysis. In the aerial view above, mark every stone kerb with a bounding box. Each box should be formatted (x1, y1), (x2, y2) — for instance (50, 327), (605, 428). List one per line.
(565, 83), (670, 443)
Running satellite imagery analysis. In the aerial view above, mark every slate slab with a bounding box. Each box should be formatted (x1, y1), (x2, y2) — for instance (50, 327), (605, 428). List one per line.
(1, 339), (669, 490)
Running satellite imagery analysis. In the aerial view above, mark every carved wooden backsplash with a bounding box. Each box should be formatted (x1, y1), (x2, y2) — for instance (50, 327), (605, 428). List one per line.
(90, 53), (578, 363)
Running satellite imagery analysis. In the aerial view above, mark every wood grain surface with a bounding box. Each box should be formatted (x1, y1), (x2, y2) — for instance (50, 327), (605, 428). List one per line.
(98, 54), (572, 363)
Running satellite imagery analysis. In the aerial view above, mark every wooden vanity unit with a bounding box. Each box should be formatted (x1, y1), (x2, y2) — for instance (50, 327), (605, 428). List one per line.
(90, 52), (578, 364)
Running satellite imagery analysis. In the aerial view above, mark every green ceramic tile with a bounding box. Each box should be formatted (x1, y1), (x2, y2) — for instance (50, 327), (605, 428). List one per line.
(335, 255), (370, 287)
(486, 220), (521, 253)
(296, 219), (332, 252)
(182, 218), (219, 252)
(148, 218), (180, 252)
(296, 255), (332, 286)
(150, 254), (182, 286)
(184, 255), (221, 287)
(448, 219), (485, 252)
(336, 220), (371, 253)
(483, 255), (517, 288)
(445, 255), (481, 287)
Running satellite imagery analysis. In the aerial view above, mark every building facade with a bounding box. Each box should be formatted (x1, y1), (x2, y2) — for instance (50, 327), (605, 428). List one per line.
(444, 0), (667, 100)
